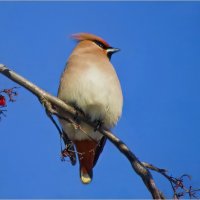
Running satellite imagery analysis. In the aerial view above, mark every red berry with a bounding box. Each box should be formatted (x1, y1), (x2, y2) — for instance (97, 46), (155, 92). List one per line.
(0, 95), (6, 106)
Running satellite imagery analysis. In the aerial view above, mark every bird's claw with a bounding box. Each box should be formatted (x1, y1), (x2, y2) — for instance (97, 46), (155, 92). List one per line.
(94, 120), (103, 132)
(73, 104), (85, 123)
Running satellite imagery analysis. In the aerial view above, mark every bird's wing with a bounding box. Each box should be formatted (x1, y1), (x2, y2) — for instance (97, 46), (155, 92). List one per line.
(93, 136), (107, 167)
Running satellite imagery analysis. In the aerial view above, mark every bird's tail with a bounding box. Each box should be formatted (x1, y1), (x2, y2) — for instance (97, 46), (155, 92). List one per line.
(80, 165), (93, 184)
(74, 140), (97, 184)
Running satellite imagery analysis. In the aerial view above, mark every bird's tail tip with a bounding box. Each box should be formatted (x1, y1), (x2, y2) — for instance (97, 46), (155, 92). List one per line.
(80, 166), (93, 184)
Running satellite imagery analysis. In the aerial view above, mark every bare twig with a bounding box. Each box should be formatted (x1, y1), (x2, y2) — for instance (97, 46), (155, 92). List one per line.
(40, 97), (77, 165)
(0, 87), (19, 102)
(142, 162), (200, 199)
(0, 87), (19, 119)
(0, 64), (164, 199)
(0, 109), (7, 120)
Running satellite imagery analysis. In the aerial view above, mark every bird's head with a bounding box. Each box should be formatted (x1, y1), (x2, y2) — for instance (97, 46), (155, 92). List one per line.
(71, 33), (120, 60)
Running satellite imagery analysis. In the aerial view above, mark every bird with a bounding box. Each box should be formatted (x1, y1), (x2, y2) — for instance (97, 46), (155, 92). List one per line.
(57, 33), (123, 184)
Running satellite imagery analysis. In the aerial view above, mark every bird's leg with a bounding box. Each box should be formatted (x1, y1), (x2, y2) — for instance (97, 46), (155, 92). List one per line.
(94, 119), (104, 132)
(72, 104), (85, 124)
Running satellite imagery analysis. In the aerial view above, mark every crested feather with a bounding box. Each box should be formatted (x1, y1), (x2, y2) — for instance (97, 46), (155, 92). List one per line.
(72, 32), (110, 49)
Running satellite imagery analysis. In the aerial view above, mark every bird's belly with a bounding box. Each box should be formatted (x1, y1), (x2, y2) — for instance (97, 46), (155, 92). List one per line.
(60, 118), (103, 141)
(58, 66), (123, 141)
(59, 83), (121, 141)
(73, 81), (122, 128)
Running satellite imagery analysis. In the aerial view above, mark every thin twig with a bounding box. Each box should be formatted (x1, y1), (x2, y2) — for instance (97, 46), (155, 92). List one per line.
(142, 162), (200, 199)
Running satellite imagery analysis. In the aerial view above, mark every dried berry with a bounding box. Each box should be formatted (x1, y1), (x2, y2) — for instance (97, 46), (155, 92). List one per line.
(0, 95), (6, 106)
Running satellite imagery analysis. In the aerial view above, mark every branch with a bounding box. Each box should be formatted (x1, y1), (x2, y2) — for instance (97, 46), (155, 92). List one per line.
(0, 64), (163, 199)
(143, 162), (200, 199)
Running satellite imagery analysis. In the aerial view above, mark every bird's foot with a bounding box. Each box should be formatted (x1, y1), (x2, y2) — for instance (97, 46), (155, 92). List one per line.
(94, 120), (103, 132)
(73, 104), (85, 123)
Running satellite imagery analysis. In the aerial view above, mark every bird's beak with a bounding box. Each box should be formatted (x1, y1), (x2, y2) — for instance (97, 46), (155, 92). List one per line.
(106, 47), (120, 54)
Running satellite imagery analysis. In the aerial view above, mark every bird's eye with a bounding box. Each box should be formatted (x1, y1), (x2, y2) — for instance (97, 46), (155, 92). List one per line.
(93, 40), (106, 49)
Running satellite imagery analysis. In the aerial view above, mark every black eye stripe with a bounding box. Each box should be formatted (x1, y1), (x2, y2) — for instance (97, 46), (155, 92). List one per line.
(93, 40), (107, 50)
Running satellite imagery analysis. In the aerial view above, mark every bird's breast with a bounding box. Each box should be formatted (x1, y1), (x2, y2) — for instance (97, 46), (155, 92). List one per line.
(58, 54), (123, 130)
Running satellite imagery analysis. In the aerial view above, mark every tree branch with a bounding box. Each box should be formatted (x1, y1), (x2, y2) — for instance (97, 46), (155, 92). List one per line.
(0, 64), (163, 199)
(142, 162), (200, 199)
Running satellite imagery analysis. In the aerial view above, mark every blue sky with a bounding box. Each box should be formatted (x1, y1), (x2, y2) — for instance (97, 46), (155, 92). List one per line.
(0, 2), (200, 198)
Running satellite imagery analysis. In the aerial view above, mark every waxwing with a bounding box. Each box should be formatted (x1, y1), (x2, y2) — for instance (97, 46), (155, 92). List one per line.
(58, 33), (123, 184)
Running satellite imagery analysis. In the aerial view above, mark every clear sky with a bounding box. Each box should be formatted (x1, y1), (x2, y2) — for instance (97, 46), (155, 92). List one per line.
(0, 1), (200, 199)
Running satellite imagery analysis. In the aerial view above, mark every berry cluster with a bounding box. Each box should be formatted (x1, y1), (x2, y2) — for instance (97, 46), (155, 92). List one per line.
(0, 87), (18, 119)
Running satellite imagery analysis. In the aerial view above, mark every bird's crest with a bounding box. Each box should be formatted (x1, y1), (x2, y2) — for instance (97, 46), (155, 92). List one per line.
(71, 33), (110, 48)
